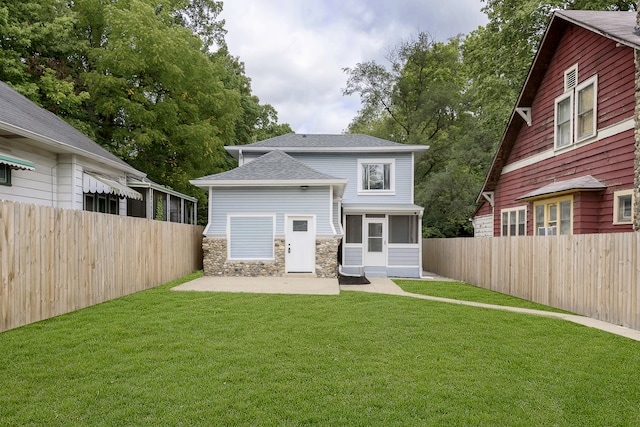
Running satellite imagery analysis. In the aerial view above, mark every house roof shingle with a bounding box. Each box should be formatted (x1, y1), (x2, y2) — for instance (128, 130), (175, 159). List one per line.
(515, 175), (606, 201)
(225, 133), (429, 158)
(0, 81), (142, 175)
(191, 150), (346, 184)
(477, 10), (640, 204)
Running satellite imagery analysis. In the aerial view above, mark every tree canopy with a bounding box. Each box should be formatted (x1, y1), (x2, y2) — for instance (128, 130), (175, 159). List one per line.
(0, 0), (292, 222)
(344, 0), (635, 237)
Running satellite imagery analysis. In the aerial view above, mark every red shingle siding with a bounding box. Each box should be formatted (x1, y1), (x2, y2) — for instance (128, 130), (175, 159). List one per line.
(491, 24), (635, 236)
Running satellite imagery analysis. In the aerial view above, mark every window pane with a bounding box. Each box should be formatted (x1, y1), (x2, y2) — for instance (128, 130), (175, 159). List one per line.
(517, 209), (525, 235)
(618, 195), (632, 222)
(502, 212), (508, 236)
(346, 215), (362, 244)
(509, 211), (516, 236)
(369, 164), (384, 189)
(535, 205), (544, 234)
(577, 84), (595, 139)
(0, 164), (7, 184)
(557, 97), (571, 147)
(389, 215), (417, 244)
(548, 204), (557, 225)
(293, 220), (308, 232)
(362, 163), (390, 190)
(367, 222), (383, 252)
(559, 200), (571, 235)
(383, 164), (390, 189)
(109, 197), (118, 215)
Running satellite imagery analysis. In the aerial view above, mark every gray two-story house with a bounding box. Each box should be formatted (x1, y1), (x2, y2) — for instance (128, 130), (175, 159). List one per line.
(190, 134), (428, 278)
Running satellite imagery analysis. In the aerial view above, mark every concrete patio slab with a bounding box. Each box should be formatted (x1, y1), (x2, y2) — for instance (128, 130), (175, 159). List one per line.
(172, 275), (340, 295)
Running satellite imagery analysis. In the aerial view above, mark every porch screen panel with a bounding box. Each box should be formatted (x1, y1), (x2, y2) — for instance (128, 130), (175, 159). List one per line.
(389, 215), (418, 244)
(229, 216), (273, 259)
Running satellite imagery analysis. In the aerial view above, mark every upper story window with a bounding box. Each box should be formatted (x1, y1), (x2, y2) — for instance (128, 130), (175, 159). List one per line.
(501, 207), (526, 236)
(554, 65), (598, 150)
(357, 159), (395, 194)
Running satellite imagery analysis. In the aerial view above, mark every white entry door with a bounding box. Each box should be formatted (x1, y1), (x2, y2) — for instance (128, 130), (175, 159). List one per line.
(285, 216), (315, 273)
(364, 218), (386, 266)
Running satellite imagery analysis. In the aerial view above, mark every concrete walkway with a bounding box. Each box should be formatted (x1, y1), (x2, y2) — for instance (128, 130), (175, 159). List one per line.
(173, 275), (640, 341)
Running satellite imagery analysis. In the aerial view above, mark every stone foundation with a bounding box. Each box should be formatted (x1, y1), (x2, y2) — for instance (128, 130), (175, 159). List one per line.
(315, 238), (340, 278)
(202, 236), (340, 278)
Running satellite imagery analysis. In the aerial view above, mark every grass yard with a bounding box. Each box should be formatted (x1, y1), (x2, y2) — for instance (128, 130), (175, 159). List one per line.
(395, 280), (573, 313)
(1, 272), (639, 426)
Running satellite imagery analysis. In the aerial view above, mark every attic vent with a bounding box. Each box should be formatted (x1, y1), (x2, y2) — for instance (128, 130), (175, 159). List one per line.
(564, 65), (578, 92)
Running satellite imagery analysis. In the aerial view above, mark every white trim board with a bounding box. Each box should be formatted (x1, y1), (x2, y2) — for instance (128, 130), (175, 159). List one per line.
(501, 117), (633, 175)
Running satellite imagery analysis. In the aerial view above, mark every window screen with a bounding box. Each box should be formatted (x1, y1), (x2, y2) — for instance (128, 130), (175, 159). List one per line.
(345, 215), (362, 244)
(389, 215), (418, 244)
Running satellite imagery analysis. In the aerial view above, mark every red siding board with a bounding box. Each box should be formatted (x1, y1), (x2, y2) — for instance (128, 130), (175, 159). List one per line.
(488, 21), (636, 236)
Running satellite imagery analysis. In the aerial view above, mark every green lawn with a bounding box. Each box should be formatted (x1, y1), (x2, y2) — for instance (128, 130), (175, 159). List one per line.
(1, 272), (639, 426)
(395, 280), (573, 313)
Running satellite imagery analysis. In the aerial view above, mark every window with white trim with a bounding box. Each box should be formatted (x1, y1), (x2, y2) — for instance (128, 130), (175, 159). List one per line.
(357, 159), (395, 194)
(534, 196), (573, 235)
(501, 207), (526, 236)
(554, 65), (598, 150)
(613, 189), (634, 225)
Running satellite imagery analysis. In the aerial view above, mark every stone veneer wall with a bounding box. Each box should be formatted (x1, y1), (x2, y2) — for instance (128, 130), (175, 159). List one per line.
(315, 238), (340, 278)
(202, 237), (340, 278)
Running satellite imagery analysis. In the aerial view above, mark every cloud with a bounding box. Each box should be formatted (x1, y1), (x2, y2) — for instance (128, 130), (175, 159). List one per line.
(221, 0), (487, 134)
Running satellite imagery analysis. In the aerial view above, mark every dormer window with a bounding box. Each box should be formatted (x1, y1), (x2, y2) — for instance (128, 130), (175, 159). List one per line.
(357, 159), (395, 194)
(554, 64), (598, 150)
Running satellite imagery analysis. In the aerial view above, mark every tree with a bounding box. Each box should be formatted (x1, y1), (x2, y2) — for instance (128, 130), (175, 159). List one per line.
(462, 0), (636, 145)
(344, 34), (490, 237)
(0, 0), (292, 224)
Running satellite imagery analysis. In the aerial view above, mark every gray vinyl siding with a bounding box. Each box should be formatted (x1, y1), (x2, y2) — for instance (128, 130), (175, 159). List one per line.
(344, 246), (363, 266)
(207, 186), (333, 235)
(388, 246), (420, 266)
(229, 216), (273, 259)
(243, 152), (414, 205)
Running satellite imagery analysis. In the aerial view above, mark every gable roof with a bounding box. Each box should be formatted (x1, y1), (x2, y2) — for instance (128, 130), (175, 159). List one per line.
(225, 133), (429, 158)
(477, 10), (640, 204)
(190, 150), (348, 194)
(0, 81), (143, 176)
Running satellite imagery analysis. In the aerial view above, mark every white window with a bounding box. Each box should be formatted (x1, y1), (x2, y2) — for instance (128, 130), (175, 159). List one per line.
(575, 76), (597, 141)
(501, 207), (526, 236)
(555, 94), (573, 149)
(613, 189), (634, 225)
(357, 159), (395, 194)
(554, 65), (598, 150)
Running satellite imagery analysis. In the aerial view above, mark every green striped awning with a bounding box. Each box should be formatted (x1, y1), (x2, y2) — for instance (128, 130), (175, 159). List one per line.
(0, 152), (35, 170)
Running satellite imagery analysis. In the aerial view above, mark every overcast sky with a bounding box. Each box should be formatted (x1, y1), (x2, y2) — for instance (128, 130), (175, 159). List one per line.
(220, 1), (488, 135)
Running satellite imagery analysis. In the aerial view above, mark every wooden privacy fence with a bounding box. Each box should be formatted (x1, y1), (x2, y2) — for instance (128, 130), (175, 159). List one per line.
(423, 234), (640, 331)
(0, 201), (204, 332)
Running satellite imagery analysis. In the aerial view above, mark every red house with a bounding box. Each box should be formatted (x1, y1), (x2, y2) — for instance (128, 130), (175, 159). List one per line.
(473, 10), (640, 237)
